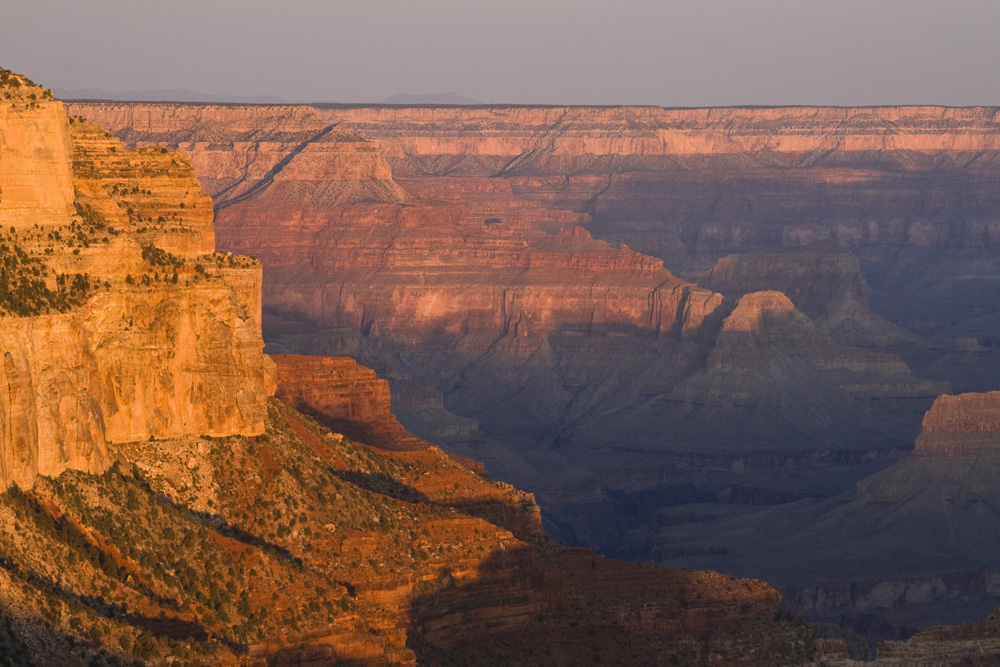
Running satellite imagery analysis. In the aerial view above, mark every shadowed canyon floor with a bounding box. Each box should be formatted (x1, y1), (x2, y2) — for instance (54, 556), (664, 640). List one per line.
(65, 100), (1000, 647)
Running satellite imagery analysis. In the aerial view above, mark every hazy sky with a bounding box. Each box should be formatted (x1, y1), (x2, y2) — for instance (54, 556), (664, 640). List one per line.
(2, 0), (999, 106)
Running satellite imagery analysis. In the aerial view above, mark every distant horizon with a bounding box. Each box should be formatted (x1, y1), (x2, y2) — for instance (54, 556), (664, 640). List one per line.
(6, 1), (1000, 108)
(59, 89), (1000, 112)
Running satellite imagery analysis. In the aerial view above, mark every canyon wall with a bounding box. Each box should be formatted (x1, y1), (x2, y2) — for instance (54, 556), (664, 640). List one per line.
(0, 76), (274, 489)
(71, 103), (1000, 266)
(70, 100), (1000, 337)
(914, 391), (1000, 456)
(0, 71), (822, 665)
(0, 90), (74, 226)
(66, 100), (968, 559)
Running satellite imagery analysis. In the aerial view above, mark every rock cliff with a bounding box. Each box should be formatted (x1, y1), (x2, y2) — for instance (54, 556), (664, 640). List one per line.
(271, 354), (429, 452)
(914, 391), (1000, 456)
(0, 72), (822, 665)
(0, 73), (274, 489)
(697, 243), (911, 346)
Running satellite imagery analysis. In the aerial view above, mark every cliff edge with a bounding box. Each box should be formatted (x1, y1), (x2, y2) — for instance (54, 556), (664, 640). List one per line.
(0, 69), (274, 489)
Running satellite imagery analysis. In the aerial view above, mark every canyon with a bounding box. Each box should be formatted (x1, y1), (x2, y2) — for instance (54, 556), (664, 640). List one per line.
(66, 99), (1000, 648)
(0, 69), (827, 665)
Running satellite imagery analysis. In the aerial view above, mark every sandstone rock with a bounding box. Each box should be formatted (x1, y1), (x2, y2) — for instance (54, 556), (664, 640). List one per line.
(0, 72), (818, 666)
(272, 354), (426, 451)
(68, 100), (969, 562)
(914, 391), (1000, 456)
(0, 77), (74, 226)
(0, 79), (274, 489)
(698, 244), (912, 346)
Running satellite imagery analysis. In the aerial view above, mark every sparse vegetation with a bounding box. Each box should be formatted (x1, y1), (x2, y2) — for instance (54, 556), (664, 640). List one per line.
(0, 229), (93, 316)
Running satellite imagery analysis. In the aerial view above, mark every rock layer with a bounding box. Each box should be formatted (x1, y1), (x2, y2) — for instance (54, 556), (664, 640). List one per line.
(914, 391), (1000, 456)
(272, 354), (427, 451)
(0, 80), (274, 489)
(64, 100), (963, 559)
(654, 389), (1000, 634)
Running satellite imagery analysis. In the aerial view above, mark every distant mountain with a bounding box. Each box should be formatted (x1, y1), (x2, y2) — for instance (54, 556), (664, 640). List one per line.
(51, 86), (287, 104)
(380, 92), (481, 105)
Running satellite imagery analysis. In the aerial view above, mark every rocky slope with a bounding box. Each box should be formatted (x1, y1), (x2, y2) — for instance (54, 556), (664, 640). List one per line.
(0, 383), (814, 666)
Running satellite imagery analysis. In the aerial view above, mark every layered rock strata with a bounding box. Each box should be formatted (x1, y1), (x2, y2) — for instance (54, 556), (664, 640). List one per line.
(0, 74), (274, 489)
(65, 100), (961, 560)
(71, 102), (1000, 258)
(914, 391), (1000, 456)
(0, 72), (819, 665)
(272, 353), (428, 451)
(697, 244), (911, 346)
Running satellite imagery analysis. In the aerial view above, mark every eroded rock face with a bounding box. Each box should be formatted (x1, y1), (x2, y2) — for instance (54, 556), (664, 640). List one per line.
(272, 354), (426, 451)
(0, 78), (274, 488)
(914, 391), (1000, 456)
(698, 244), (911, 346)
(869, 607), (1000, 666)
(68, 103), (1000, 268)
(0, 82), (74, 226)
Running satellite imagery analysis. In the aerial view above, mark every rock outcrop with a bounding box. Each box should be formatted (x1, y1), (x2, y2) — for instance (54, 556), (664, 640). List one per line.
(272, 354), (428, 451)
(697, 244), (911, 346)
(914, 391), (1000, 456)
(0, 72), (274, 489)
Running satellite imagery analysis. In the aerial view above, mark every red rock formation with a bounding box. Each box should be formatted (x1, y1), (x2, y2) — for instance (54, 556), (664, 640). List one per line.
(68, 103), (1000, 265)
(914, 391), (1000, 456)
(272, 354), (419, 449)
(697, 243), (911, 346)
(0, 74), (819, 666)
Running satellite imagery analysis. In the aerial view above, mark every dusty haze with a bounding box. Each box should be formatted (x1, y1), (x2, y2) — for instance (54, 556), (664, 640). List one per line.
(2, 1), (999, 106)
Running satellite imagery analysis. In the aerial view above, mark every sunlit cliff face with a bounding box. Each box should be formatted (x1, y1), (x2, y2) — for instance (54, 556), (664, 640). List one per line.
(0, 74), (274, 489)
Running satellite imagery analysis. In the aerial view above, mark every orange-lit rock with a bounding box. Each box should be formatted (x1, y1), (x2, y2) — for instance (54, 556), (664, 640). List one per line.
(272, 354), (425, 451)
(0, 77), (274, 489)
(67, 100), (966, 556)
(914, 391), (1000, 456)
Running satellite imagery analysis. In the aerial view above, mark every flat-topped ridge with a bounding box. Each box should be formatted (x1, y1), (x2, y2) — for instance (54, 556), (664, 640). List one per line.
(915, 391), (1000, 456)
